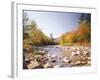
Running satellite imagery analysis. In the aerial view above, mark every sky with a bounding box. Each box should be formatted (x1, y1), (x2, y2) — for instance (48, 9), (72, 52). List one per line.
(24, 10), (82, 38)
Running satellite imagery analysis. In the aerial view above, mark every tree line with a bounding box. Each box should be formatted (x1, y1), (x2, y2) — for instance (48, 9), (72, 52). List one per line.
(60, 13), (91, 46)
(23, 12), (91, 49)
(23, 12), (55, 49)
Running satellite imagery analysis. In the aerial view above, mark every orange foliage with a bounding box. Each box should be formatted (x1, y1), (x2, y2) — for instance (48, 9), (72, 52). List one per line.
(77, 23), (90, 36)
(60, 22), (91, 45)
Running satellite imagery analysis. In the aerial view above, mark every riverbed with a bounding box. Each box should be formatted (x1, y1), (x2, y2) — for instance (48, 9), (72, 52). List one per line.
(24, 45), (91, 69)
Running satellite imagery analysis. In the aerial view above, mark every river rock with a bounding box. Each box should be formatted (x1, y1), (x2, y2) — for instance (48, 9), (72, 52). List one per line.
(54, 65), (60, 68)
(54, 64), (64, 68)
(41, 57), (48, 62)
(34, 55), (42, 59)
(51, 59), (56, 63)
(43, 62), (53, 68)
(27, 61), (40, 69)
(63, 57), (69, 63)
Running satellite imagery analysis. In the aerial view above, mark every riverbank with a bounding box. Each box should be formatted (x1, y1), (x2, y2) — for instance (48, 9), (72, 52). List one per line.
(23, 45), (91, 69)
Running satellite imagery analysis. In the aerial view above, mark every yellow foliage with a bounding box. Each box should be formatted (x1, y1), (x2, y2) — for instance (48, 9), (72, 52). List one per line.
(64, 32), (75, 43)
(60, 22), (90, 46)
(60, 34), (65, 45)
(23, 39), (32, 50)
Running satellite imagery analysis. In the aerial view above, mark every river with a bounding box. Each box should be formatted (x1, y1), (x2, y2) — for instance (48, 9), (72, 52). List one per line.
(31, 45), (91, 68)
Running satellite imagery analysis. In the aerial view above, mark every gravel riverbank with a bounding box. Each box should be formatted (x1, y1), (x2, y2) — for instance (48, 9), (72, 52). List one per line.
(23, 45), (91, 69)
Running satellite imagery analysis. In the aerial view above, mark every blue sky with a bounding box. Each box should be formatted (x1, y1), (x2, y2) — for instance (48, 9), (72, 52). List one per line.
(24, 10), (82, 38)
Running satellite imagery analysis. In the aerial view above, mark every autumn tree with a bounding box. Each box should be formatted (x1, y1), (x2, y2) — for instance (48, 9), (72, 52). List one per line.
(60, 34), (65, 45)
(77, 13), (91, 44)
(60, 13), (91, 46)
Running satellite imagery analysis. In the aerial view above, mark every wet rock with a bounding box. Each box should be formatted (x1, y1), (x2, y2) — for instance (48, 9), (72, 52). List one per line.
(34, 55), (42, 58)
(88, 57), (91, 60)
(33, 64), (44, 69)
(58, 56), (63, 59)
(25, 58), (31, 62)
(54, 64), (64, 68)
(27, 61), (40, 69)
(87, 61), (91, 64)
(54, 65), (60, 68)
(71, 52), (76, 56)
(51, 59), (56, 63)
(43, 63), (53, 68)
(63, 57), (69, 63)
(41, 57), (48, 62)
(25, 53), (33, 61)
(80, 61), (87, 65)
(75, 61), (80, 64)
(75, 51), (80, 55)
(51, 54), (57, 58)
(47, 53), (51, 57)
(68, 60), (72, 64)
(39, 50), (47, 54)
